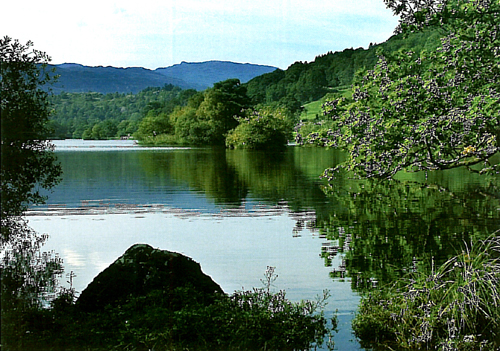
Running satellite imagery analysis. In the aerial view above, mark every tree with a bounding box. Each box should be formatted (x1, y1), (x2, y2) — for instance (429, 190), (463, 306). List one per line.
(195, 79), (251, 145)
(305, 0), (499, 178)
(90, 120), (118, 139)
(225, 106), (294, 150)
(165, 79), (251, 146)
(135, 112), (173, 139)
(172, 106), (212, 145)
(1, 36), (64, 348)
(1, 36), (62, 240)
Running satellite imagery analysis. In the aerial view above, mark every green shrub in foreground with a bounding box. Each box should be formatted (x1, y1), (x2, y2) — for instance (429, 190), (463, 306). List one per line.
(6, 267), (336, 351)
(111, 267), (336, 350)
(352, 233), (500, 350)
(163, 286), (335, 351)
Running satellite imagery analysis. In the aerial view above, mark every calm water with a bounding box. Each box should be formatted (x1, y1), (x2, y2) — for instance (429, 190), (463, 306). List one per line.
(27, 140), (499, 350)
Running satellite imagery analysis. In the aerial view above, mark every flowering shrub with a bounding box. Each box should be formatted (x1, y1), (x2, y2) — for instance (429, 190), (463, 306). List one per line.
(302, 0), (499, 178)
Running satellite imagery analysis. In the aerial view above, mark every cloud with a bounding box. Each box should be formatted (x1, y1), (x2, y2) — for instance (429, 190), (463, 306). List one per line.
(1, 0), (398, 69)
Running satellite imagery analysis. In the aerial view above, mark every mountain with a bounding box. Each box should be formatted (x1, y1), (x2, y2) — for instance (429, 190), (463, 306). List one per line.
(48, 63), (193, 94)
(48, 61), (277, 94)
(155, 61), (278, 91)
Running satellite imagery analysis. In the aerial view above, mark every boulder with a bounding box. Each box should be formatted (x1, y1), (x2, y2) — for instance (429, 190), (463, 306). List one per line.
(76, 244), (223, 312)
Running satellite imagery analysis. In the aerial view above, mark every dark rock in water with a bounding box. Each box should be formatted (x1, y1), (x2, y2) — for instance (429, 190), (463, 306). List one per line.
(76, 244), (223, 312)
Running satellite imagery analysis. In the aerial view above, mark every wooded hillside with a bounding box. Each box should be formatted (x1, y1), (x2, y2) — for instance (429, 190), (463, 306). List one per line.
(48, 28), (444, 140)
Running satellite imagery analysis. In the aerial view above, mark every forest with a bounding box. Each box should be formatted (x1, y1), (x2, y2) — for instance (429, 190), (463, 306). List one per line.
(47, 85), (198, 139)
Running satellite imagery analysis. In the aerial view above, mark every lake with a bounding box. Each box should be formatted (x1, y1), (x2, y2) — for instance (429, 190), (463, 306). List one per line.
(26, 140), (499, 350)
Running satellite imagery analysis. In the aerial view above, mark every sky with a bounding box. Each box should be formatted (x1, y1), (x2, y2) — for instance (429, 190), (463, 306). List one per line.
(3, 0), (400, 70)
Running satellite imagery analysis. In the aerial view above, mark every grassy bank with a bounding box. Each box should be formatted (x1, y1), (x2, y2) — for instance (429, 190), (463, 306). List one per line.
(300, 88), (351, 122)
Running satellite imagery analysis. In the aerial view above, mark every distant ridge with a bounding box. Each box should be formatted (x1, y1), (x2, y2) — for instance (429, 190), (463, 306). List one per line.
(155, 61), (277, 91)
(48, 61), (278, 94)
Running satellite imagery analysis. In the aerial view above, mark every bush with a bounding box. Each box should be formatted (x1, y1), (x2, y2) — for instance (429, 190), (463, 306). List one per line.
(226, 106), (294, 150)
(135, 112), (173, 140)
(352, 233), (500, 350)
(10, 267), (336, 351)
(137, 133), (183, 146)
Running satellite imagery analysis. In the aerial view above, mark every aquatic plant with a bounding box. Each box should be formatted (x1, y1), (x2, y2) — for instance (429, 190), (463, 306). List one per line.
(352, 233), (500, 350)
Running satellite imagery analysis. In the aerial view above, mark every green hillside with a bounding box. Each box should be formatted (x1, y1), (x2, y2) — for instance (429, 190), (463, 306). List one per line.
(300, 88), (351, 122)
(244, 28), (444, 113)
(47, 28), (445, 141)
(48, 85), (198, 139)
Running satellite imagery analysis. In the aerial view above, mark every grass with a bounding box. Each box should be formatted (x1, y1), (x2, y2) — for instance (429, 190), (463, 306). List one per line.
(352, 232), (500, 350)
(300, 88), (351, 122)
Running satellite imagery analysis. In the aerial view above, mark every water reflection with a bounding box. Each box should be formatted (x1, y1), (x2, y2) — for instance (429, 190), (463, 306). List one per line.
(315, 169), (500, 292)
(36, 146), (341, 214)
(29, 142), (499, 350)
(139, 147), (249, 206)
(35, 145), (499, 294)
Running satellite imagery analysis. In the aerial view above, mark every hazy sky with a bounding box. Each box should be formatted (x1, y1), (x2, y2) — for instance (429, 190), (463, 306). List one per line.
(3, 0), (399, 70)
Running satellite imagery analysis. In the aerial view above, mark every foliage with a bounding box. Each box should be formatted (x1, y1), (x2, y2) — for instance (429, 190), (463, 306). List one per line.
(0, 36), (65, 349)
(300, 92), (344, 122)
(0, 36), (62, 239)
(193, 78), (251, 145)
(352, 234), (500, 350)
(137, 133), (181, 146)
(169, 105), (209, 145)
(226, 106), (294, 149)
(48, 85), (197, 139)
(9, 267), (336, 351)
(245, 29), (443, 110)
(139, 79), (252, 146)
(295, 120), (336, 147)
(134, 112), (173, 140)
(1, 222), (65, 349)
(303, 0), (499, 178)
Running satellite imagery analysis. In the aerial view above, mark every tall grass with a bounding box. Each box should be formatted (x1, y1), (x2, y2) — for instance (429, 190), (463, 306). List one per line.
(352, 232), (500, 350)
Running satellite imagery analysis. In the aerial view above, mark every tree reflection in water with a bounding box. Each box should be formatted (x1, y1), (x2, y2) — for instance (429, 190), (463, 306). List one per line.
(315, 168), (500, 292)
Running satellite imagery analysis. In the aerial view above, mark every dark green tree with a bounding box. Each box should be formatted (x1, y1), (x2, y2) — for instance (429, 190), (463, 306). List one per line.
(1, 36), (62, 240)
(135, 112), (173, 139)
(167, 79), (251, 146)
(195, 78), (251, 145)
(1, 36), (64, 348)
